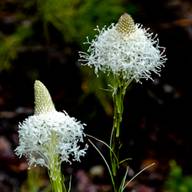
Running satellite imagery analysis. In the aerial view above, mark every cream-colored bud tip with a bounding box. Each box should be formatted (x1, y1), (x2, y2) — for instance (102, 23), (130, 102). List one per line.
(34, 80), (55, 114)
(116, 13), (136, 34)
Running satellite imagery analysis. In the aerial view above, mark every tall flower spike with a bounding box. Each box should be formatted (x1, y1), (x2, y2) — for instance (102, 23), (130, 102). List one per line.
(34, 80), (55, 114)
(79, 13), (166, 82)
(116, 13), (136, 35)
(15, 80), (87, 168)
(16, 81), (88, 192)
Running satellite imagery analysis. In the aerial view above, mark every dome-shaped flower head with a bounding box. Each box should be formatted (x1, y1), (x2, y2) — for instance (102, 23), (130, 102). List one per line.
(15, 80), (87, 168)
(79, 13), (166, 82)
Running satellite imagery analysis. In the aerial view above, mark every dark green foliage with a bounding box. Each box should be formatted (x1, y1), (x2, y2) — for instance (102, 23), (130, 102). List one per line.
(0, 0), (137, 71)
(37, 0), (136, 43)
(0, 24), (32, 70)
(165, 161), (192, 192)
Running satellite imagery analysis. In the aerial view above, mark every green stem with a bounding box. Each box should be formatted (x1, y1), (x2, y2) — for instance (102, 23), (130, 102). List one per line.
(113, 88), (125, 138)
(47, 133), (67, 192)
(109, 77), (131, 187)
(110, 85), (126, 177)
(49, 161), (66, 192)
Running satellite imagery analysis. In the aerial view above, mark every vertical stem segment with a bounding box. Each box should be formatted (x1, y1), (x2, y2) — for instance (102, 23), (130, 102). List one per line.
(113, 86), (126, 139)
(110, 77), (131, 186)
(110, 85), (126, 178)
(49, 161), (66, 192)
(48, 133), (67, 192)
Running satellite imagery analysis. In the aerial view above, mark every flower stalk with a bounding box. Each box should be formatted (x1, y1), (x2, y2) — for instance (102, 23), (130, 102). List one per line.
(80, 12), (166, 191)
(47, 133), (66, 192)
(15, 80), (87, 192)
(49, 157), (64, 192)
(110, 76), (131, 180)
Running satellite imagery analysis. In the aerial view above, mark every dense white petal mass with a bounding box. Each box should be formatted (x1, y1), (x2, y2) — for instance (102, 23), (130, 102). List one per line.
(79, 14), (166, 82)
(15, 111), (87, 167)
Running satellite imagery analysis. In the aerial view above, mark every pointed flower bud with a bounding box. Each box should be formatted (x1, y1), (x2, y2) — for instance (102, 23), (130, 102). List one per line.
(15, 81), (87, 168)
(79, 13), (166, 82)
(116, 13), (135, 35)
(34, 80), (55, 114)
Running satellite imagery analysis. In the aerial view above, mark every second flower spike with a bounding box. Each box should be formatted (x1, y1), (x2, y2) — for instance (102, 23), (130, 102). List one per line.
(15, 80), (87, 168)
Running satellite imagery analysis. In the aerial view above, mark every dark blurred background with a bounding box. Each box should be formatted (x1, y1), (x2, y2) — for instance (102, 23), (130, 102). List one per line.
(1, 0), (192, 191)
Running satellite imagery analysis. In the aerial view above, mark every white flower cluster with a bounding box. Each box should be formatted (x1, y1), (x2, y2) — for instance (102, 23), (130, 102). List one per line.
(79, 13), (166, 82)
(15, 111), (87, 167)
(15, 81), (87, 168)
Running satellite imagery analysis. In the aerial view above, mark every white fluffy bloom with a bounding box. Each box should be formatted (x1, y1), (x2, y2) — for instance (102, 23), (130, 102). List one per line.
(79, 13), (166, 82)
(15, 81), (87, 168)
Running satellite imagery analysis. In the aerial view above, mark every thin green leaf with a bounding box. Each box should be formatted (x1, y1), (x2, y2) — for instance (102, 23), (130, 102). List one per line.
(67, 175), (72, 192)
(118, 166), (129, 192)
(87, 134), (118, 163)
(88, 139), (116, 191)
(119, 158), (132, 165)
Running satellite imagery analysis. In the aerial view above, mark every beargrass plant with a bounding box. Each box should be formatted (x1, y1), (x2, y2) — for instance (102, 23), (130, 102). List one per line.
(80, 13), (166, 191)
(15, 80), (88, 192)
